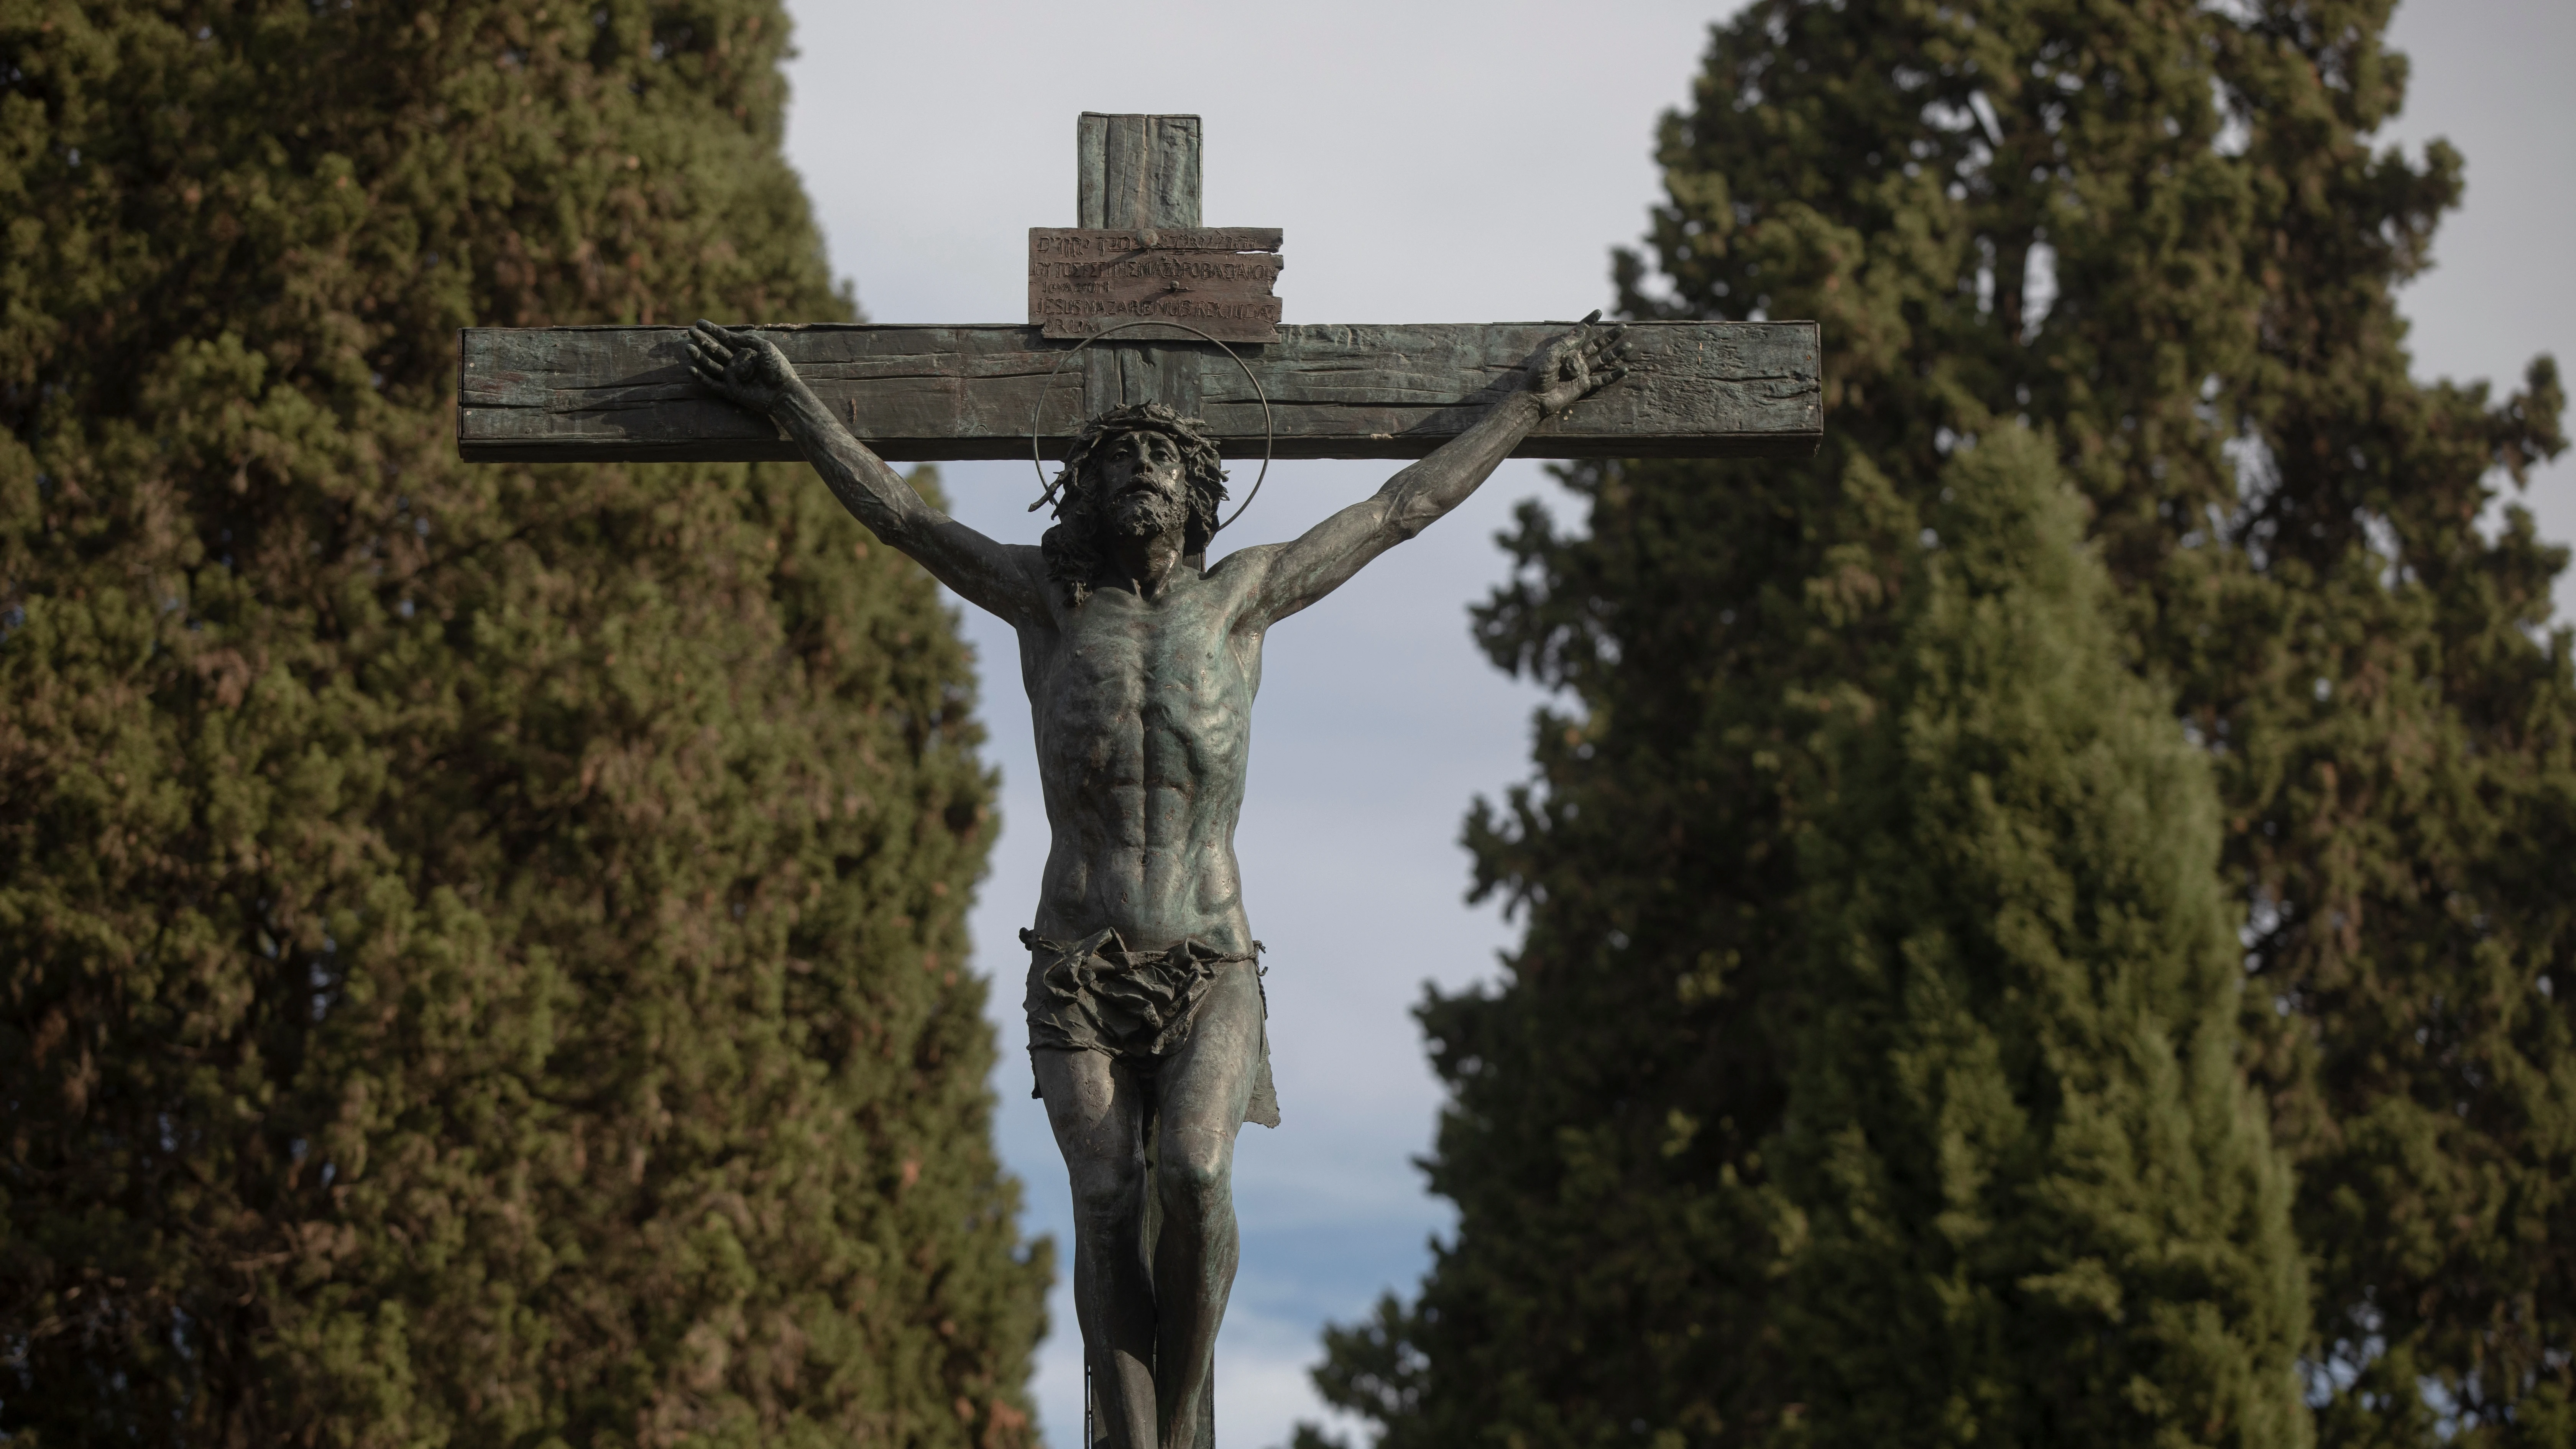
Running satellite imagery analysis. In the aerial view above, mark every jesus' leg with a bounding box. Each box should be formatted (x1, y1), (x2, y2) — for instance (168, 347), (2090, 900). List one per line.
(1148, 961), (1265, 1449)
(1034, 1047), (1158, 1449)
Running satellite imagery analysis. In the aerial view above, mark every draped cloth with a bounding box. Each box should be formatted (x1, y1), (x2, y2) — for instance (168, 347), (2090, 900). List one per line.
(1021, 927), (1281, 1129)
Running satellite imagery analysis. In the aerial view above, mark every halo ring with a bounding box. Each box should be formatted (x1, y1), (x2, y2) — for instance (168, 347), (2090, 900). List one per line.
(1025, 320), (1275, 536)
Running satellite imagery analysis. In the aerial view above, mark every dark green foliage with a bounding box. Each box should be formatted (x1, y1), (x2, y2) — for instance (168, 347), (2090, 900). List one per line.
(1773, 430), (2305, 1446)
(1310, 0), (2571, 1444)
(0, 4), (1046, 1444)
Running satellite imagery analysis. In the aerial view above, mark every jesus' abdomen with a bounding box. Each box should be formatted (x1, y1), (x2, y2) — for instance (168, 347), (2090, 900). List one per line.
(1020, 571), (1263, 955)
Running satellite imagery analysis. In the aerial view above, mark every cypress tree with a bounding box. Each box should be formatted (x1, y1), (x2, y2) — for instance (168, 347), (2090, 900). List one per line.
(1310, 0), (2570, 1443)
(1773, 428), (2305, 1446)
(0, 5), (1046, 1444)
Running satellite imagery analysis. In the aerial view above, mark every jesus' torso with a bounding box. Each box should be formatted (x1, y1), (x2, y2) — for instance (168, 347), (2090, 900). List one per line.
(1015, 549), (1273, 956)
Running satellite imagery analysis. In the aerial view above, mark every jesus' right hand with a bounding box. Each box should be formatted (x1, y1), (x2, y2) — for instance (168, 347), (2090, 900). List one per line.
(686, 320), (799, 417)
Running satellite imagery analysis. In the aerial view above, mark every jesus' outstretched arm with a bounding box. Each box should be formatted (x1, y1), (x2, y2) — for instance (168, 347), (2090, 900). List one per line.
(685, 320), (1044, 623)
(1244, 312), (1630, 626)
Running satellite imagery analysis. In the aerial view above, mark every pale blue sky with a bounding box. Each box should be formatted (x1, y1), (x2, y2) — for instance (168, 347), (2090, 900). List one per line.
(775, 5), (2574, 1444)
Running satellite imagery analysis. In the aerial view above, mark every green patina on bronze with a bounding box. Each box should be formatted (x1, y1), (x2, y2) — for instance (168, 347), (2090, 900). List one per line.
(683, 309), (1632, 1449)
(463, 109), (1815, 1449)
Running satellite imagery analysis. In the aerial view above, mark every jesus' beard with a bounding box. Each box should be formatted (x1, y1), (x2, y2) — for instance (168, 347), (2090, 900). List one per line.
(1108, 482), (1188, 543)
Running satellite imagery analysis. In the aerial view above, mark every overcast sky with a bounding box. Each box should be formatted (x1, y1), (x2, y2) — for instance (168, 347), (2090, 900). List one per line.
(774, 5), (2574, 1445)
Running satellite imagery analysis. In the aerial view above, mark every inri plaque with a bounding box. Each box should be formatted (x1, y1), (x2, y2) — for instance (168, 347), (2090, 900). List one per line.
(1028, 227), (1285, 344)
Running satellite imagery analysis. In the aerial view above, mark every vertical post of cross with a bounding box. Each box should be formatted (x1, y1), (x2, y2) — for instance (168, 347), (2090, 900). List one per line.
(1066, 115), (1234, 1449)
(1077, 136), (1229, 1449)
(1069, 137), (1222, 1425)
(1078, 112), (1202, 228)
(1073, 114), (1215, 419)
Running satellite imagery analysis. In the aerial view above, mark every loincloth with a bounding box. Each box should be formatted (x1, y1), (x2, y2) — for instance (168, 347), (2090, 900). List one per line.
(1022, 927), (1280, 1128)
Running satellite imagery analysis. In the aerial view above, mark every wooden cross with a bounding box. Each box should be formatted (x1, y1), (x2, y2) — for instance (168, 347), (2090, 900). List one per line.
(455, 113), (1821, 466)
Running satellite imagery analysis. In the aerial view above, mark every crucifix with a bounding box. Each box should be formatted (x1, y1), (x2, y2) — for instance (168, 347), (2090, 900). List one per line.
(457, 113), (1819, 1449)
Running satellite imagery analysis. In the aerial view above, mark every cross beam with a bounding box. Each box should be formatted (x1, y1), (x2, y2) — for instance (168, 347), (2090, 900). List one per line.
(455, 113), (1821, 466)
(458, 320), (1819, 463)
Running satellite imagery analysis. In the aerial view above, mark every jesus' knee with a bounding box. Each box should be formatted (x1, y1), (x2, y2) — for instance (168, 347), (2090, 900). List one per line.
(1154, 1132), (1233, 1223)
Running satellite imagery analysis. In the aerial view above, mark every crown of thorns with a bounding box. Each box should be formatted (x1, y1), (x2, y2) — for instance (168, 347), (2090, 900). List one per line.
(1043, 401), (1229, 519)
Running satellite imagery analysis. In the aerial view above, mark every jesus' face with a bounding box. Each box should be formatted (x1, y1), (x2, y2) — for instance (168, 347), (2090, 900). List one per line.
(1094, 429), (1189, 542)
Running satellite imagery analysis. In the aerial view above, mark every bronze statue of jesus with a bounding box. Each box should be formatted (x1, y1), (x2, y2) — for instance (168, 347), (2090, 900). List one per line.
(686, 315), (1629, 1449)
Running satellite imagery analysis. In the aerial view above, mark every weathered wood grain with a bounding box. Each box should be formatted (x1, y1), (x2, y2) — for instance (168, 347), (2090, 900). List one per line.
(1079, 113), (1200, 229)
(457, 322), (1822, 464)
